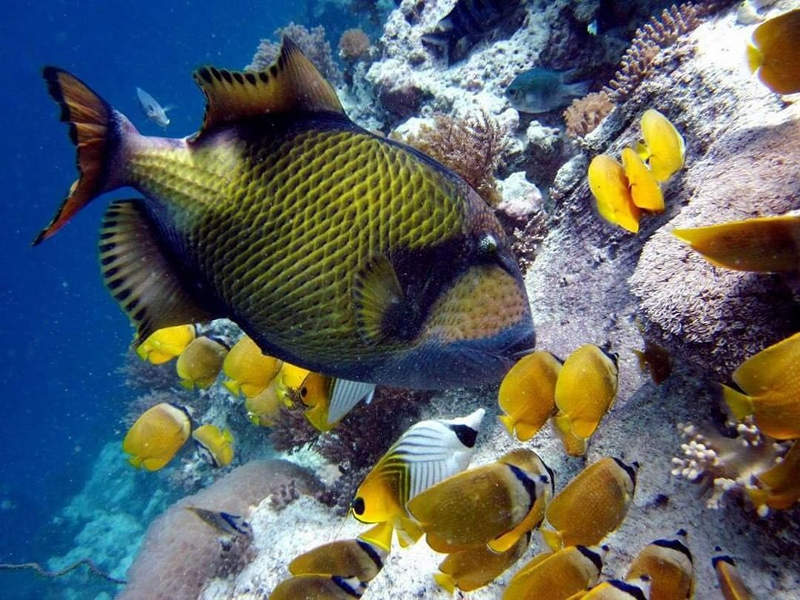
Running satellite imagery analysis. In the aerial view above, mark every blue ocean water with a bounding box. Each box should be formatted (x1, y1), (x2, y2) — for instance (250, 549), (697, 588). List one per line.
(0, 1), (315, 596)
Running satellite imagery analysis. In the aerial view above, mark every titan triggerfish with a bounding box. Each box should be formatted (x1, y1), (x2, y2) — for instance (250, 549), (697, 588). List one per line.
(37, 38), (534, 389)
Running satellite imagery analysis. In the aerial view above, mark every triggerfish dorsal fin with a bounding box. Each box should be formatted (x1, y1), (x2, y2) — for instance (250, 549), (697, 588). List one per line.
(192, 36), (344, 135)
(99, 200), (215, 343)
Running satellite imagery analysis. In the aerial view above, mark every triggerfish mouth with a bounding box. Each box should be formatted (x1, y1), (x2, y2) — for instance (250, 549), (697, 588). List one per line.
(37, 38), (534, 389)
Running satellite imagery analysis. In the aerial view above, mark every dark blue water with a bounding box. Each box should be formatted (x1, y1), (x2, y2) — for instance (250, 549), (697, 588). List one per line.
(0, 1), (318, 596)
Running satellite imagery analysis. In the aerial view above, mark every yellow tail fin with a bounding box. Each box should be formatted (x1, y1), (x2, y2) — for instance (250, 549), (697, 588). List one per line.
(721, 384), (754, 420)
(540, 527), (563, 551)
(37, 68), (133, 244)
(433, 572), (456, 594)
(498, 414), (516, 436)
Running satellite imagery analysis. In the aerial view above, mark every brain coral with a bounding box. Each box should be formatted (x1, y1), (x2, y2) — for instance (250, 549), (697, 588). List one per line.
(118, 459), (322, 600)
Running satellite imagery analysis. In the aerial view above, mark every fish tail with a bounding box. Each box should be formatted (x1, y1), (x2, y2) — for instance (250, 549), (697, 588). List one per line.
(497, 414), (516, 436)
(36, 68), (138, 244)
(721, 384), (755, 421)
(433, 572), (456, 595)
(540, 527), (563, 551)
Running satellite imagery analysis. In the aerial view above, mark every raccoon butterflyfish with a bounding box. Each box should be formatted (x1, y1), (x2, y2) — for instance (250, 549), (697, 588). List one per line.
(552, 344), (619, 457)
(38, 38), (534, 390)
(747, 8), (800, 94)
(191, 423), (234, 467)
(541, 457), (637, 551)
(269, 575), (366, 600)
(122, 402), (191, 471)
(288, 523), (392, 583)
(575, 577), (651, 600)
(244, 376), (290, 427)
(746, 439), (800, 514)
(175, 336), (228, 389)
(712, 550), (753, 600)
(135, 324), (195, 365)
(638, 109), (685, 183)
(407, 449), (553, 554)
(498, 351), (561, 442)
(222, 336), (283, 398)
(350, 409), (485, 546)
(672, 215), (800, 272)
(297, 372), (376, 432)
(720, 331), (800, 440)
(184, 506), (253, 538)
(434, 531), (530, 593)
(502, 546), (604, 600)
(588, 155), (641, 233)
(625, 531), (694, 600)
(621, 147), (663, 212)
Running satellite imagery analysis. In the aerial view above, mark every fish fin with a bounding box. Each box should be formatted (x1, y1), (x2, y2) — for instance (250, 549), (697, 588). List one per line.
(358, 521), (394, 552)
(498, 414), (516, 436)
(193, 37), (343, 135)
(434, 572), (456, 595)
(565, 79), (591, 98)
(488, 530), (520, 554)
(514, 421), (541, 442)
(746, 43), (763, 74)
(396, 517), (423, 548)
(36, 68), (131, 244)
(721, 384), (755, 421)
(99, 200), (216, 344)
(327, 379), (375, 425)
(222, 379), (242, 396)
(540, 528), (563, 551)
(352, 255), (405, 345)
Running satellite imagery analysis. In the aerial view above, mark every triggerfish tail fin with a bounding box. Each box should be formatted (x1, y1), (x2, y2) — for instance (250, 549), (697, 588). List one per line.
(99, 200), (215, 343)
(37, 68), (134, 244)
(721, 384), (754, 421)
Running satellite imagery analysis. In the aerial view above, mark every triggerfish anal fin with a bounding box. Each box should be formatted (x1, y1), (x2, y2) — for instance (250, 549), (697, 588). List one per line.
(99, 200), (216, 343)
(192, 36), (344, 136)
(35, 68), (122, 244)
(352, 255), (408, 345)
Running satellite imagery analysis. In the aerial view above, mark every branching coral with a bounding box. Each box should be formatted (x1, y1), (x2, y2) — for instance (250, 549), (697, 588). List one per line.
(671, 421), (792, 514)
(246, 22), (342, 85)
(564, 91), (616, 138)
(603, 1), (737, 103)
(402, 112), (508, 207)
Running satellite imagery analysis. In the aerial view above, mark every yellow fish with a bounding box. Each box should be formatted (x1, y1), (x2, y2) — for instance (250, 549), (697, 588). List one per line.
(626, 531), (694, 600)
(297, 372), (376, 432)
(576, 577), (651, 599)
(672, 215), (800, 272)
(351, 409), (485, 546)
(269, 574), (366, 599)
(191, 423), (234, 467)
(244, 377), (288, 427)
(712, 550), (753, 600)
(747, 8), (800, 94)
(175, 336), (228, 389)
(621, 147), (663, 211)
(280, 362), (313, 393)
(434, 531), (530, 594)
(122, 402), (191, 471)
(498, 351), (561, 441)
(222, 335), (283, 398)
(588, 154), (641, 233)
(553, 344), (618, 456)
(288, 523), (392, 583)
(747, 439), (800, 514)
(407, 449), (553, 554)
(502, 546), (603, 600)
(135, 324), (195, 364)
(38, 38), (533, 390)
(720, 331), (800, 440)
(541, 457), (637, 551)
(638, 109), (685, 182)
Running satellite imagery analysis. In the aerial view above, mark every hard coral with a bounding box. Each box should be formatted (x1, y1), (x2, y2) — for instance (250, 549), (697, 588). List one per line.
(246, 23), (342, 86)
(119, 460), (322, 600)
(339, 28), (371, 61)
(403, 111), (508, 207)
(564, 91), (616, 138)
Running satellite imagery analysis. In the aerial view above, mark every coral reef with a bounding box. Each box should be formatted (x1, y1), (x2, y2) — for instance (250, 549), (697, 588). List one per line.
(564, 91), (616, 138)
(402, 111), (507, 206)
(119, 460), (322, 600)
(339, 28), (371, 61)
(246, 22), (342, 85)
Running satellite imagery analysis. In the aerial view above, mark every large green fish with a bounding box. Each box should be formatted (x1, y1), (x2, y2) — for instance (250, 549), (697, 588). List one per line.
(37, 39), (534, 389)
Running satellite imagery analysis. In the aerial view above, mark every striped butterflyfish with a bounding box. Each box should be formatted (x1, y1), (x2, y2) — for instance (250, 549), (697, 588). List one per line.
(350, 409), (484, 546)
(37, 37), (533, 390)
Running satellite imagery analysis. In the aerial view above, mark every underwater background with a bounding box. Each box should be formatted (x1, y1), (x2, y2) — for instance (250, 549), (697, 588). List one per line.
(2, 0), (800, 599)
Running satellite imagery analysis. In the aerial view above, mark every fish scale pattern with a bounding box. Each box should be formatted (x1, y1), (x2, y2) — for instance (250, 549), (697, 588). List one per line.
(126, 124), (470, 370)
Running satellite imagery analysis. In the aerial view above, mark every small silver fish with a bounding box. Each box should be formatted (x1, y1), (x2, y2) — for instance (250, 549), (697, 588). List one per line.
(185, 506), (253, 538)
(136, 86), (171, 128)
(506, 68), (590, 114)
